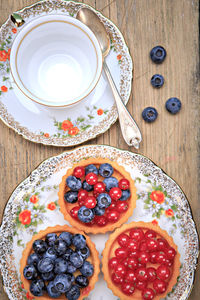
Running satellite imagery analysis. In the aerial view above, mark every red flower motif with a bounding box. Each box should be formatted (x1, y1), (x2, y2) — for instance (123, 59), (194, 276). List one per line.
(97, 108), (104, 115)
(21, 283), (24, 289)
(7, 49), (11, 61)
(30, 195), (39, 204)
(12, 28), (17, 34)
(82, 285), (91, 295)
(150, 190), (165, 204)
(117, 54), (122, 60)
(68, 127), (79, 136)
(26, 292), (34, 300)
(19, 210), (31, 225)
(1, 86), (8, 92)
(47, 202), (56, 211)
(0, 50), (8, 62)
(44, 133), (49, 137)
(152, 219), (158, 225)
(61, 120), (73, 131)
(165, 209), (174, 217)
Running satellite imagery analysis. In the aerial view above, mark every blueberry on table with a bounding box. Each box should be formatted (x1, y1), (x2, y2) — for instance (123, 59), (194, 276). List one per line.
(64, 191), (78, 203)
(85, 164), (99, 175)
(150, 46), (166, 64)
(165, 97), (181, 114)
(75, 275), (89, 288)
(99, 163), (114, 177)
(45, 233), (58, 247)
(120, 189), (131, 201)
(97, 193), (111, 208)
(54, 258), (68, 274)
(78, 206), (94, 223)
(80, 261), (94, 277)
(59, 231), (73, 246)
(151, 74), (164, 88)
(77, 246), (90, 260)
(54, 274), (74, 293)
(47, 281), (61, 298)
(142, 107), (158, 123)
(23, 265), (37, 280)
(70, 252), (84, 268)
(30, 279), (45, 297)
(33, 239), (47, 254)
(103, 177), (118, 191)
(65, 284), (80, 300)
(66, 176), (82, 191)
(72, 234), (86, 249)
(37, 257), (54, 273)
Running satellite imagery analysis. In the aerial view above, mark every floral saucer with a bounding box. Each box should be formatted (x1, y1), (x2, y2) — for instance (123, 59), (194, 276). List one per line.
(0, 0), (132, 146)
(0, 145), (199, 300)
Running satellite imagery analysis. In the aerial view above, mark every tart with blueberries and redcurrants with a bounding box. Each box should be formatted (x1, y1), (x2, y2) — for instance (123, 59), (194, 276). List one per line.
(102, 221), (181, 300)
(58, 158), (137, 233)
(20, 225), (100, 300)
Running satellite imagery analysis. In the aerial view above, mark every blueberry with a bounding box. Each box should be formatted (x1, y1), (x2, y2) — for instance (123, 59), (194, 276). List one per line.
(97, 193), (111, 208)
(27, 253), (41, 266)
(64, 191), (78, 204)
(30, 279), (45, 297)
(72, 234), (86, 249)
(75, 275), (89, 288)
(66, 176), (82, 191)
(70, 252), (84, 268)
(103, 177), (118, 191)
(150, 46), (166, 64)
(62, 248), (74, 261)
(151, 74), (164, 88)
(45, 233), (58, 247)
(82, 180), (94, 191)
(54, 258), (68, 274)
(33, 240), (47, 254)
(142, 107), (158, 123)
(66, 261), (77, 274)
(77, 247), (90, 260)
(54, 239), (67, 256)
(165, 97), (181, 114)
(47, 281), (61, 298)
(93, 205), (105, 216)
(59, 232), (72, 246)
(44, 247), (57, 261)
(40, 271), (55, 281)
(37, 257), (54, 273)
(80, 261), (94, 277)
(54, 274), (74, 293)
(85, 164), (98, 175)
(78, 206), (94, 223)
(120, 189), (131, 201)
(99, 163), (113, 177)
(65, 284), (80, 300)
(23, 265), (37, 280)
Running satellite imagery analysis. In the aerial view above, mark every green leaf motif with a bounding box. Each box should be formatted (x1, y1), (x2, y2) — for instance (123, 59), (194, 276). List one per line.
(135, 177), (141, 183)
(144, 199), (150, 204)
(87, 114), (94, 120)
(144, 204), (149, 209)
(171, 204), (177, 211)
(17, 240), (25, 247)
(3, 76), (9, 81)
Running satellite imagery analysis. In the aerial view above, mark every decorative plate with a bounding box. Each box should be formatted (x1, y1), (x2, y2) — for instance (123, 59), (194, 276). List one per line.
(0, 145), (199, 300)
(0, 0), (132, 146)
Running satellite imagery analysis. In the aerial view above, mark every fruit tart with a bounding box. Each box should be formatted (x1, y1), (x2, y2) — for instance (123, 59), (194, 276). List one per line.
(58, 158), (137, 233)
(20, 225), (100, 300)
(102, 221), (181, 300)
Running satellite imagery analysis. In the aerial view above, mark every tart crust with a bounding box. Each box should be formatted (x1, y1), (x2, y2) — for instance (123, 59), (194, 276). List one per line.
(58, 158), (137, 234)
(102, 221), (181, 300)
(20, 225), (100, 300)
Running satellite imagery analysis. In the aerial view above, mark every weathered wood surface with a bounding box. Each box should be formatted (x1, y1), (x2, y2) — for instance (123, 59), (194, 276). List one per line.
(0, 0), (199, 299)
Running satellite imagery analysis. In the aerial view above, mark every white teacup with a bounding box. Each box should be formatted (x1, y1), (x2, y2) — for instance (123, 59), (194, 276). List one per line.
(10, 14), (102, 107)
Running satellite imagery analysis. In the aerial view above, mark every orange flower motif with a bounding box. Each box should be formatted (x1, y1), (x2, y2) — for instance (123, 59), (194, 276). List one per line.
(21, 283), (24, 289)
(47, 202), (56, 211)
(152, 219), (158, 225)
(1, 86), (8, 92)
(165, 209), (174, 217)
(26, 292), (34, 300)
(97, 108), (104, 115)
(61, 120), (73, 131)
(19, 210), (31, 225)
(12, 28), (17, 34)
(150, 190), (165, 204)
(117, 54), (122, 60)
(0, 50), (8, 62)
(82, 286), (91, 295)
(7, 49), (11, 60)
(44, 133), (49, 137)
(68, 127), (79, 136)
(30, 195), (39, 204)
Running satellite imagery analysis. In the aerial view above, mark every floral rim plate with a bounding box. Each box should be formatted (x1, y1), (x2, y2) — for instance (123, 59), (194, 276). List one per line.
(0, 145), (199, 300)
(0, 0), (132, 146)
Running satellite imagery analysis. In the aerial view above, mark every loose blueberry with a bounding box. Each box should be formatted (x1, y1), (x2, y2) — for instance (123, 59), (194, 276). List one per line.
(120, 189), (131, 201)
(45, 233), (58, 247)
(82, 180), (94, 192)
(33, 240), (47, 254)
(80, 261), (94, 277)
(65, 284), (80, 300)
(142, 107), (158, 123)
(93, 205), (105, 216)
(40, 271), (55, 281)
(23, 265), (37, 280)
(30, 279), (45, 297)
(150, 46), (166, 64)
(75, 275), (89, 288)
(47, 281), (61, 298)
(66, 261), (77, 274)
(54, 239), (67, 256)
(54, 258), (68, 274)
(151, 74), (164, 88)
(165, 97), (182, 114)
(37, 257), (54, 273)
(44, 247), (57, 261)
(77, 247), (90, 260)
(97, 193), (111, 208)
(72, 234), (86, 250)
(85, 164), (98, 175)
(78, 206), (94, 223)
(27, 253), (41, 266)
(70, 252), (84, 268)
(59, 232), (73, 247)
(99, 163), (114, 177)
(103, 177), (118, 191)
(54, 274), (74, 293)
(64, 191), (78, 204)
(62, 248), (74, 261)
(66, 176), (82, 191)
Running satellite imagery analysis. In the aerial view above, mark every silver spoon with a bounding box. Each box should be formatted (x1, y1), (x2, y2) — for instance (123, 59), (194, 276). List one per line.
(76, 7), (142, 149)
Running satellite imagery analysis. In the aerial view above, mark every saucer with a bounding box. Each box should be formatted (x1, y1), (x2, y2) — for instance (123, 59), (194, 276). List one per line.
(0, 145), (198, 300)
(0, 0), (132, 146)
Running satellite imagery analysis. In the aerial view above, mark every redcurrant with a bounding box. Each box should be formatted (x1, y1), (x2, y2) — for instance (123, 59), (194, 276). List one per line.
(109, 187), (122, 201)
(73, 166), (85, 178)
(85, 172), (98, 185)
(118, 178), (130, 190)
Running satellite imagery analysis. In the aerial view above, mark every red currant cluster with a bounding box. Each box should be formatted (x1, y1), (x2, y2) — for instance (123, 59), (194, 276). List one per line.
(108, 228), (176, 299)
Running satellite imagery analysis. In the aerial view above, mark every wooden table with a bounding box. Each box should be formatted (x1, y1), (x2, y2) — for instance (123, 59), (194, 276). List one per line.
(0, 0), (199, 299)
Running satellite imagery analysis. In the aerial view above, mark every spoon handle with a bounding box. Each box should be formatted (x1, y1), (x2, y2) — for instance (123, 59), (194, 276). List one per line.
(103, 61), (142, 149)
